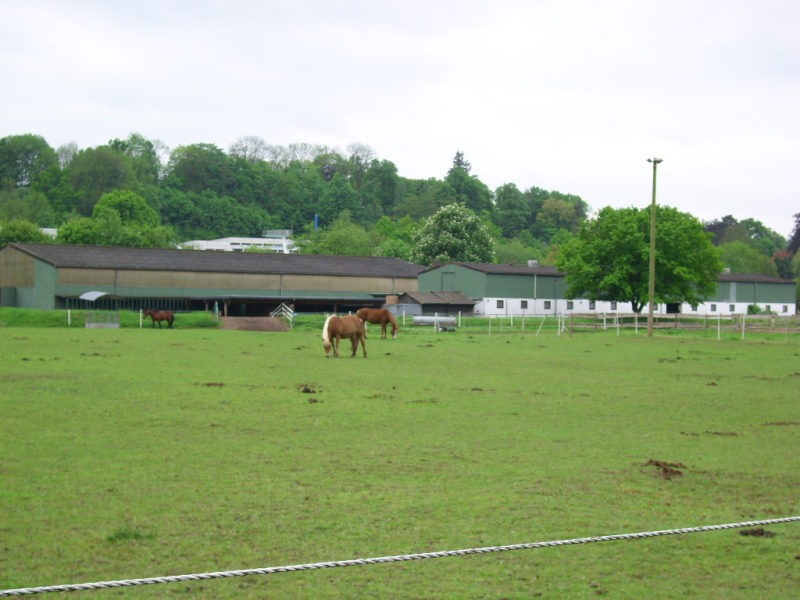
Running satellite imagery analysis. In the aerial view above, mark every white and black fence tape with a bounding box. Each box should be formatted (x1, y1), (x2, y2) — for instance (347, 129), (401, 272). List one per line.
(2, 516), (798, 596)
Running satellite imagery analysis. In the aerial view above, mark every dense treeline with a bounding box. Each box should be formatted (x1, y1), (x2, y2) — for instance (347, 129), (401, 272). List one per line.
(0, 133), (798, 281)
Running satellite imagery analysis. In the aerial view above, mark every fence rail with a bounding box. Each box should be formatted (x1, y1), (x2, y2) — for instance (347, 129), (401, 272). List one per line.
(568, 313), (800, 337)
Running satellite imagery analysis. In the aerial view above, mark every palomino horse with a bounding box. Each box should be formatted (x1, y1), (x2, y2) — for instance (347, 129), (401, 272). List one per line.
(322, 315), (367, 358)
(144, 310), (174, 329)
(356, 307), (398, 339)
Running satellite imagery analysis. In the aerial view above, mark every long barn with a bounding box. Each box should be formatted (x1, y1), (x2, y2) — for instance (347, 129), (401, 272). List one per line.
(0, 243), (426, 315)
(418, 261), (798, 316)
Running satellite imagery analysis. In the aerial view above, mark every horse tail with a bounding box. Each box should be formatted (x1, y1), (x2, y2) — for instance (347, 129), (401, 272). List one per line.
(322, 314), (334, 344)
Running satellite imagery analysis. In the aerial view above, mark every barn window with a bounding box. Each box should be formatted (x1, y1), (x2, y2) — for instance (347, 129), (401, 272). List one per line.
(691, 304), (698, 311)
(544, 301), (551, 309)
(711, 304), (716, 312)
(610, 301), (617, 310)
(589, 301), (595, 310)
(567, 301), (574, 310)
(766, 305), (771, 312)
(521, 300), (528, 309)
(783, 305), (788, 313)
(729, 304), (735, 312)
(497, 300), (504, 309)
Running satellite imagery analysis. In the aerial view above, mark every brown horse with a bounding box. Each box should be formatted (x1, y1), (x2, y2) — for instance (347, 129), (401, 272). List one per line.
(144, 310), (174, 329)
(322, 314), (367, 358)
(356, 307), (398, 339)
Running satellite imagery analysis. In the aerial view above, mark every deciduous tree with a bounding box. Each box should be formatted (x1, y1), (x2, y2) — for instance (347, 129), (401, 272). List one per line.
(0, 219), (52, 245)
(557, 205), (722, 313)
(0, 134), (57, 187)
(411, 203), (493, 266)
(93, 190), (159, 227)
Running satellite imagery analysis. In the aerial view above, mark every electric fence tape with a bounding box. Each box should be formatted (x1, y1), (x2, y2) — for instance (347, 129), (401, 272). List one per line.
(2, 516), (798, 596)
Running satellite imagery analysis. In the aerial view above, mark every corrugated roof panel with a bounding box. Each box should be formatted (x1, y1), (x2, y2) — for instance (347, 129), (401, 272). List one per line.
(10, 243), (426, 278)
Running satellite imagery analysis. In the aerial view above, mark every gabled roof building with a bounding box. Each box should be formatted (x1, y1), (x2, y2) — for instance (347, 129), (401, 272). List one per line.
(418, 261), (797, 316)
(0, 243), (425, 315)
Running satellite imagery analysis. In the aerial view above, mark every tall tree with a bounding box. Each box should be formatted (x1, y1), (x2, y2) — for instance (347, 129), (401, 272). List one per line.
(31, 164), (84, 218)
(493, 183), (527, 238)
(166, 144), (233, 195)
(447, 151), (471, 175)
(719, 241), (779, 276)
(345, 143), (376, 192)
(93, 190), (159, 227)
(56, 142), (79, 168)
(229, 136), (269, 165)
(316, 173), (360, 226)
(108, 133), (163, 187)
(0, 134), (58, 187)
(69, 146), (137, 215)
(361, 159), (399, 218)
(557, 205), (722, 313)
(787, 213), (800, 255)
(704, 215), (740, 245)
(444, 153), (492, 215)
(411, 203), (494, 266)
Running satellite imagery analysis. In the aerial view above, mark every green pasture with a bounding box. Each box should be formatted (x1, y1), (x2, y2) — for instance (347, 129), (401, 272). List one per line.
(1, 315), (799, 599)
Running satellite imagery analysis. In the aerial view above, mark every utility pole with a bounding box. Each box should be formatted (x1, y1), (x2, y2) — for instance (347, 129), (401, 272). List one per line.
(646, 158), (662, 337)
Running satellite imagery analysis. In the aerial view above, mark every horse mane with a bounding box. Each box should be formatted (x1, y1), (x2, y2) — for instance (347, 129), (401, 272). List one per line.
(322, 314), (334, 344)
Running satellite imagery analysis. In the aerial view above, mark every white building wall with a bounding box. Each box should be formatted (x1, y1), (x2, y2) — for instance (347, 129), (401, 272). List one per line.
(181, 235), (296, 254)
(474, 298), (796, 317)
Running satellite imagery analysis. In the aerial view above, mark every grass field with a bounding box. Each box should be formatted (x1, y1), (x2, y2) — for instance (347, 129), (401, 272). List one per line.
(1, 314), (799, 599)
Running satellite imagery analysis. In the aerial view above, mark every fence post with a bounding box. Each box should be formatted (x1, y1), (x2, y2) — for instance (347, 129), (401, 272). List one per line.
(536, 317), (546, 336)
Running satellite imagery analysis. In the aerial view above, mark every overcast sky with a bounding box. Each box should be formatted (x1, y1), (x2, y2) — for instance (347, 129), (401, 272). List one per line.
(2, 0), (798, 238)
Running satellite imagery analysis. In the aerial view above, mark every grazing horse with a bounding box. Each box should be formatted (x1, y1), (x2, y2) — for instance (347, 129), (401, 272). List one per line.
(356, 307), (398, 339)
(144, 310), (174, 329)
(322, 315), (367, 358)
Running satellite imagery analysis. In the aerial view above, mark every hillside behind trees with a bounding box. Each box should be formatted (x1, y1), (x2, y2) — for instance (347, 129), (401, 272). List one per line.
(0, 133), (796, 283)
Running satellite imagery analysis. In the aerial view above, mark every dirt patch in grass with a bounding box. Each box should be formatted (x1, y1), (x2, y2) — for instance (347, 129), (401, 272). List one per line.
(218, 317), (288, 331)
(644, 459), (687, 479)
(739, 527), (777, 537)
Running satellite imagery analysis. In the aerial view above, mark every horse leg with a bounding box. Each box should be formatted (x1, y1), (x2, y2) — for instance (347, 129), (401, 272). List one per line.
(350, 334), (358, 357)
(381, 321), (387, 339)
(334, 334), (341, 358)
(359, 333), (367, 358)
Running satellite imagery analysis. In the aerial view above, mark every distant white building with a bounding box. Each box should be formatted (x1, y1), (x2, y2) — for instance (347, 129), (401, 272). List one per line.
(182, 230), (296, 254)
